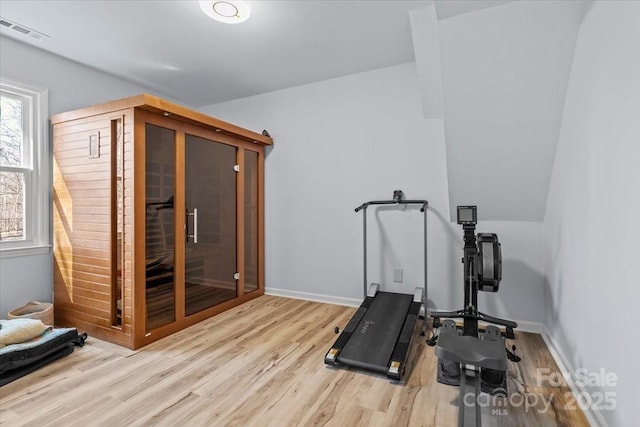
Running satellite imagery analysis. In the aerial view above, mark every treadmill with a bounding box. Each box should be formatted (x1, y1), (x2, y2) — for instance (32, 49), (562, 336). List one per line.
(324, 192), (428, 380)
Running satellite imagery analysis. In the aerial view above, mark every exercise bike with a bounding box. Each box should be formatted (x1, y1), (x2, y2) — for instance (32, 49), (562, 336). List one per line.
(428, 205), (520, 427)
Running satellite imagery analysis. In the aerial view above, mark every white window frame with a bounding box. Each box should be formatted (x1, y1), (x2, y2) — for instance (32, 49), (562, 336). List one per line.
(0, 76), (50, 258)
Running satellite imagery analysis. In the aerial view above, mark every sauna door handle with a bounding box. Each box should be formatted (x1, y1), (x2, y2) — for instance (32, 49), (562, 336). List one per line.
(186, 208), (198, 243)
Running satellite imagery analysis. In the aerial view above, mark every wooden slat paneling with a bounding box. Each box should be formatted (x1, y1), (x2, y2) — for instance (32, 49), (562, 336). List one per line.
(54, 110), (128, 344)
(53, 115), (128, 135)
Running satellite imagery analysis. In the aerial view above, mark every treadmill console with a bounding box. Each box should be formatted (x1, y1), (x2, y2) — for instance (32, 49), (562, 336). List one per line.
(457, 205), (477, 226)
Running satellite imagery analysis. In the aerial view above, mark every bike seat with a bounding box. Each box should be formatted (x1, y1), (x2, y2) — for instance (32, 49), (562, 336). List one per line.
(435, 333), (507, 371)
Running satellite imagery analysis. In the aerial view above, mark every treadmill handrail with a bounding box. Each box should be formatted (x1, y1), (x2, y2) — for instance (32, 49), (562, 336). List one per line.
(355, 200), (429, 212)
(356, 198), (429, 318)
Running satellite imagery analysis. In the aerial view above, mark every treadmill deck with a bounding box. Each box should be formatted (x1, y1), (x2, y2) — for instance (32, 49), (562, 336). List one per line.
(332, 291), (414, 375)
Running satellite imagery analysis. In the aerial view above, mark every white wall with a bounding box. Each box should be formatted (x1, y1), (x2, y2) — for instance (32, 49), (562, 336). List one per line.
(476, 220), (545, 324)
(0, 38), (547, 328)
(0, 36), (156, 318)
(410, 5), (444, 119)
(436, 0), (586, 222)
(543, 2), (640, 426)
(202, 62), (546, 325)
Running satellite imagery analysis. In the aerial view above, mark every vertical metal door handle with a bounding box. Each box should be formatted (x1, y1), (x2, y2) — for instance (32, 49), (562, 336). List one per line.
(186, 208), (198, 243)
(193, 208), (198, 244)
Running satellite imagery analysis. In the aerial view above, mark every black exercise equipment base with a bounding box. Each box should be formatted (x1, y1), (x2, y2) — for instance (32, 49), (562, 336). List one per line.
(431, 313), (516, 339)
(325, 291), (421, 381)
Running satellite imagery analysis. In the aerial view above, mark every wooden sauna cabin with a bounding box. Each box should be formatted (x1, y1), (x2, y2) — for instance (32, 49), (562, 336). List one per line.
(52, 94), (272, 349)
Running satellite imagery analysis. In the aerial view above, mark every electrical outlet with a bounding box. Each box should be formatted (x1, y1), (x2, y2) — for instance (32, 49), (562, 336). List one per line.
(393, 268), (403, 283)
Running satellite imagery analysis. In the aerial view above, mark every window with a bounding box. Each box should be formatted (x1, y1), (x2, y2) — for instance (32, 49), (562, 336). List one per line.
(0, 77), (49, 257)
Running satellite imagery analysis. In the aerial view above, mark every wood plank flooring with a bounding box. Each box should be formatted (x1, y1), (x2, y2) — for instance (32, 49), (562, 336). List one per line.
(0, 295), (589, 426)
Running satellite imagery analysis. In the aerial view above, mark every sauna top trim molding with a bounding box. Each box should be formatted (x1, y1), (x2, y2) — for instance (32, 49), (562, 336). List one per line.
(50, 93), (273, 146)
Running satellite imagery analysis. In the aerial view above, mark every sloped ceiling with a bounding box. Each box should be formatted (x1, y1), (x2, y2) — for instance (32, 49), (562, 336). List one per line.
(0, 0), (428, 107)
(1, 0), (589, 222)
(412, 1), (588, 221)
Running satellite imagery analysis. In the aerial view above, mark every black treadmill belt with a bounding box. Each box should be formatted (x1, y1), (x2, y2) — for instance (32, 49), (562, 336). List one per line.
(338, 292), (413, 373)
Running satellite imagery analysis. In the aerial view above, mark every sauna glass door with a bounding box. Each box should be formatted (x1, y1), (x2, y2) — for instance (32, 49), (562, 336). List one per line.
(145, 124), (176, 331)
(184, 134), (237, 316)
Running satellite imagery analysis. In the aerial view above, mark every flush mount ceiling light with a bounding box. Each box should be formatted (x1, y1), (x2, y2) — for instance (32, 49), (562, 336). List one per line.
(199, 0), (251, 24)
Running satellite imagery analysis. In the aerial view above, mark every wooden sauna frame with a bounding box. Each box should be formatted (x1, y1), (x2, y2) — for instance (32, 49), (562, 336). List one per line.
(52, 94), (272, 349)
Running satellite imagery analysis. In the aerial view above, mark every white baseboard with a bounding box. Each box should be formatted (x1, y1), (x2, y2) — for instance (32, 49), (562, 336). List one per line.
(265, 287), (361, 307)
(472, 319), (544, 334)
(541, 326), (608, 427)
(427, 308), (544, 335)
(512, 319), (544, 334)
(265, 287), (544, 333)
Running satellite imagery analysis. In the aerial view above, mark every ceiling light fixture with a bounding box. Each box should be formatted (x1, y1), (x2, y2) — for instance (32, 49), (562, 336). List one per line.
(199, 1), (251, 24)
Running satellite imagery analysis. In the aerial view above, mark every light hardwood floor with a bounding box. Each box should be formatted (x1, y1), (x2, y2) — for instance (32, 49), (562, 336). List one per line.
(0, 295), (588, 426)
